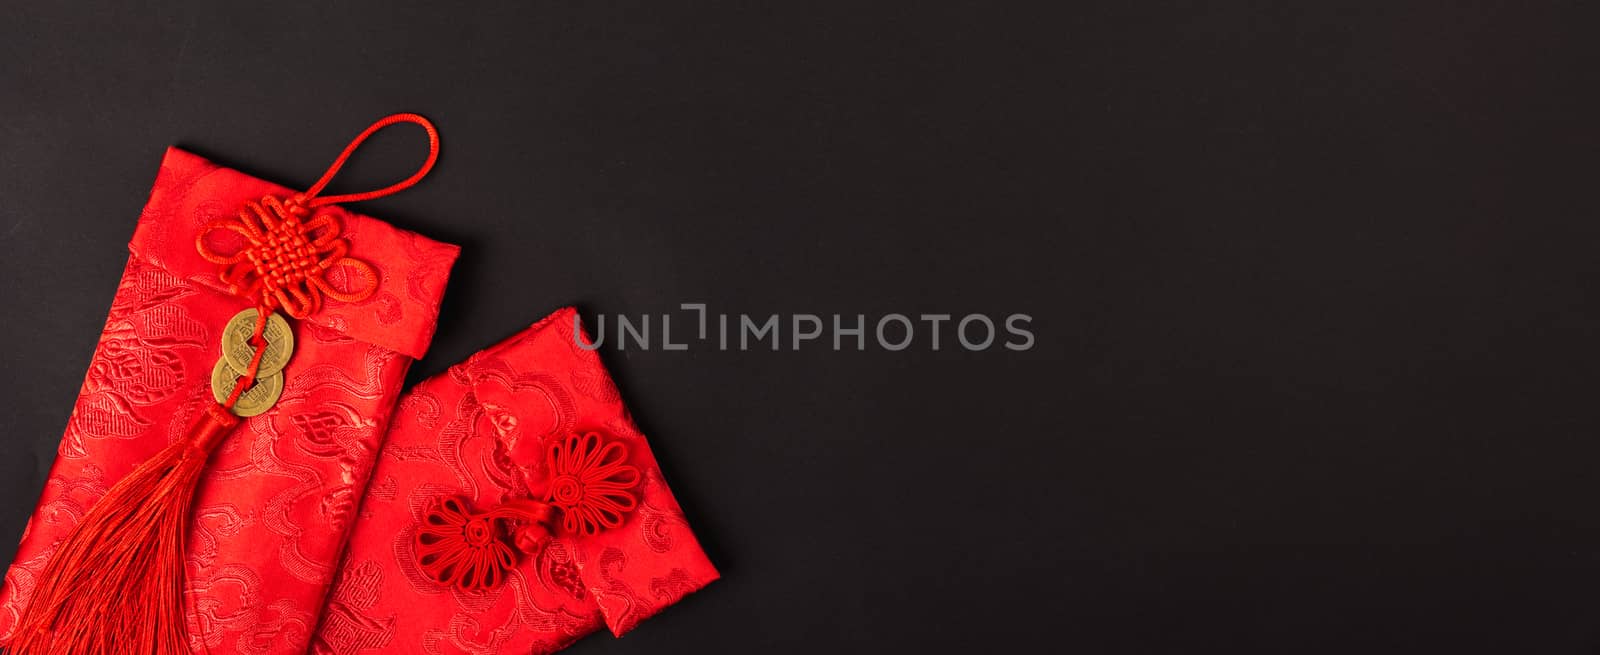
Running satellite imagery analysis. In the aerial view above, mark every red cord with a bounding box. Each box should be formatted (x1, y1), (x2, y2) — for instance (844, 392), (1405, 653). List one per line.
(303, 113), (440, 207)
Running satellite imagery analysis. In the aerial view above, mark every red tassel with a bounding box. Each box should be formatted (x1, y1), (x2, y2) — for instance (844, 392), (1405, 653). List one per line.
(3, 404), (237, 654)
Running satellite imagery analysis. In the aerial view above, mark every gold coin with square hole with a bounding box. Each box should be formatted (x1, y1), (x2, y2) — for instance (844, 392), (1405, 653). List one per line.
(210, 359), (284, 417)
(221, 309), (294, 378)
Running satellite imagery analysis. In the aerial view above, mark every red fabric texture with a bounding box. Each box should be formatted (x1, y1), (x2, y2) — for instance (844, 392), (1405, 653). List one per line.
(312, 308), (718, 654)
(0, 147), (459, 653)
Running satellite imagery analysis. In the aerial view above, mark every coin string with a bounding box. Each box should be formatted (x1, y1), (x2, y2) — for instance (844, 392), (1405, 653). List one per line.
(210, 309), (290, 416)
(221, 309), (271, 410)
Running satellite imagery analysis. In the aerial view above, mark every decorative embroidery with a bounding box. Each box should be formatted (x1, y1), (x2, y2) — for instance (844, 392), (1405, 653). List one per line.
(191, 504), (250, 569)
(593, 547), (642, 635)
(187, 564), (265, 651)
(545, 432), (640, 537)
(650, 569), (698, 601)
(313, 559), (396, 654)
(320, 458), (361, 532)
(540, 546), (587, 601)
(294, 411), (354, 455)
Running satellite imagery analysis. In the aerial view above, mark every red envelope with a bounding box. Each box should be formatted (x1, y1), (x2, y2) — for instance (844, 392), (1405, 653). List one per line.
(312, 307), (718, 654)
(0, 141), (459, 653)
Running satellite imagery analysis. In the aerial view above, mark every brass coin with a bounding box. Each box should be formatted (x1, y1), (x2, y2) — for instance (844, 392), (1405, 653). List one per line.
(210, 359), (285, 417)
(221, 309), (294, 378)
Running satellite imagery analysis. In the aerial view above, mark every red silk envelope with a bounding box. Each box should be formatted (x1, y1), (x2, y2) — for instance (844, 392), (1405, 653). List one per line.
(312, 307), (718, 654)
(0, 140), (459, 653)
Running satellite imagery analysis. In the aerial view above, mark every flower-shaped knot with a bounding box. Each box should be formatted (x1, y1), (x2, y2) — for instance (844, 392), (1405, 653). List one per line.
(415, 496), (553, 592)
(545, 432), (641, 536)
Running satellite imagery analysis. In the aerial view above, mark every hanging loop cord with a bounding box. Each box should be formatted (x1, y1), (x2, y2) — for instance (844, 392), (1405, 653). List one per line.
(199, 113), (440, 410)
(302, 112), (441, 207)
(2, 114), (441, 655)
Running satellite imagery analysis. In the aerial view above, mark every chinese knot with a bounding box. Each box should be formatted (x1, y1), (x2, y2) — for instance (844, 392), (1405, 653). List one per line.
(415, 432), (640, 592)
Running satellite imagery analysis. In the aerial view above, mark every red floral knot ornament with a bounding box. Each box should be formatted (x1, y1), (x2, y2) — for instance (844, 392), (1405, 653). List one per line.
(195, 195), (377, 319)
(416, 496), (556, 592)
(546, 431), (641, 537)
(414, 433), (640, 592)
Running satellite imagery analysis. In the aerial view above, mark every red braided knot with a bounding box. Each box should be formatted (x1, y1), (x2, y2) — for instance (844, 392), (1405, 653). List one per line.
(414, 433), (641, 592)
(545, 431), (641, 536)
(416, 496), (556, 592)
(196, 195), (378, 318)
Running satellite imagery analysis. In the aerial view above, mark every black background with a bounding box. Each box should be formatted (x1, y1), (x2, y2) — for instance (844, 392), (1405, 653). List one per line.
(3, 2), (1600, 653)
